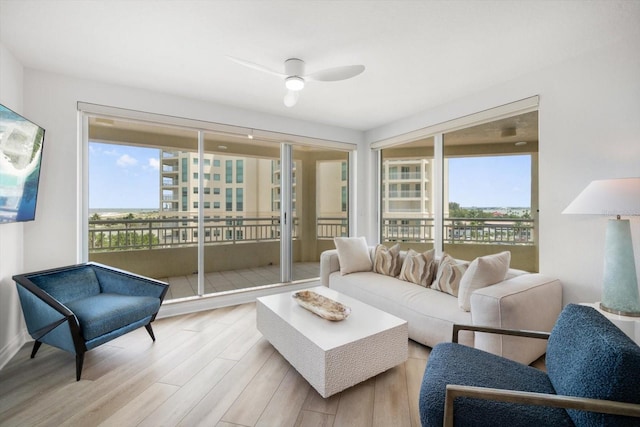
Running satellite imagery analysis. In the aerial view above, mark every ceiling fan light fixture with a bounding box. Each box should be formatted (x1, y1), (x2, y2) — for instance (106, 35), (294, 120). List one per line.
(283, 90), (299, 107)
(285, 76), (305, 91)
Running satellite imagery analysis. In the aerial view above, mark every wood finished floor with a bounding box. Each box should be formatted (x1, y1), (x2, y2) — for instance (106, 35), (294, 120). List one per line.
(0, 302), (432, 427)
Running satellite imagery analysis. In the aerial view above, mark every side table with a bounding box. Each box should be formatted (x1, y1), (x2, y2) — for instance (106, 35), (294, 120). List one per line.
(581, 302), (640, 345)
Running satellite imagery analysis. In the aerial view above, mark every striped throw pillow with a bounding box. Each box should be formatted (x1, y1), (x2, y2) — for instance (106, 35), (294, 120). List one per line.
(373, 244), (402, 277)
(430, 253), (468, 296)
(399, 249), (437, 286)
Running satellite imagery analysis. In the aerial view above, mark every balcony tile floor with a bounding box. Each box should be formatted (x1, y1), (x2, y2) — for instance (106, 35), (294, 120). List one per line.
(161, 262), (320, 300)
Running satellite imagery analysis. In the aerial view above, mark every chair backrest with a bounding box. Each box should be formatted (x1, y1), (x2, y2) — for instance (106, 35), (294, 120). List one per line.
(546, 304), (640, 426)
(28, 265), (101, 304)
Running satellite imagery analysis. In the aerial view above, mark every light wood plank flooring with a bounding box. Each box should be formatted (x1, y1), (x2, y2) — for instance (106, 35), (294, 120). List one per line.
(0, 302), (432, 427)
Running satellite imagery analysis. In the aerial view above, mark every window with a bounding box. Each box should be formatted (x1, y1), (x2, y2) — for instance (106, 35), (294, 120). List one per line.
(193, 172), (198, 179)
(193, 158), (198, 165)
(214, 201), (220, 209)
(181, 187), (188, 211)
(181, 158), (188, 182)
(378, 109), (538, 272)
(341, 186), (347, 212)
(236, 188), (243, 211)
(204, 159), (211, 166)
(193, 187), (198, 194)
(236, 160), (244, 183)
(341, 161), (347, 181)
(213, 173), (220, 181)
(225, 188), (232, 211)
(204, 187), (211, 195)
(204, 202), (211, 209)
(226, 160), (233, 183)
(204, 173), (210, 181)
(193, 202), (198, 208)
(213, 187), (220, 195)
(213, 159), (220, 167)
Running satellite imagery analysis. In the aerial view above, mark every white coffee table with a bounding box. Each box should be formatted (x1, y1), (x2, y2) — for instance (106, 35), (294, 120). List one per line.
(256, 286), (408, 398)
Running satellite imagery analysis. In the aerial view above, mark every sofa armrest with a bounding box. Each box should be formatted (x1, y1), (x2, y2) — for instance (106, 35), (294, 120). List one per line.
(452, 324), (550, 342)
(444, 384), (640, 427)
(470, 273), (563, 365)
(320, 249), (341, 286)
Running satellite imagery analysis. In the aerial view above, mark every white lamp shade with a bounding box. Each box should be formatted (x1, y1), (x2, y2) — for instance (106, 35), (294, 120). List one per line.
(562, 177), (640, 216)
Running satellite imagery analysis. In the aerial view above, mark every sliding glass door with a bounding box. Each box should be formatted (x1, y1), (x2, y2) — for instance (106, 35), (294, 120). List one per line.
(85, 109), (353, 300)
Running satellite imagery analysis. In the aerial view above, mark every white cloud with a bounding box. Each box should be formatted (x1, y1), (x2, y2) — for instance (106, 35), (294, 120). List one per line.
(116, 154), (138, 167)
(148, 158), (159, 170)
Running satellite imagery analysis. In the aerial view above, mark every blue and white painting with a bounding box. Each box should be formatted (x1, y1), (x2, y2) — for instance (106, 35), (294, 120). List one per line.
(0, 104), (45, 223)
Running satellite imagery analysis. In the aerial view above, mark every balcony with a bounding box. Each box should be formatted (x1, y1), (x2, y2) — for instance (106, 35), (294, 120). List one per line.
(88, 216), (347, 300)
(381, 216), (537, 271)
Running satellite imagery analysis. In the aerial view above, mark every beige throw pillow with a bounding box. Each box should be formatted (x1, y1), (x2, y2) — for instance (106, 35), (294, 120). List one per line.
(334, 237), (372, 275)
(373, 244), (402, 277)
(458, 251), (511, 311)
(430, 253), (468, 296)
(399, 249), (437, 287)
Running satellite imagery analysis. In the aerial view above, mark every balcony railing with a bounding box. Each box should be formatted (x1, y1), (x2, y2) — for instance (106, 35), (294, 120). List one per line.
(89, 216), (347, 252)
(316, 217), (349, 239)
(382, 217), (534, 245)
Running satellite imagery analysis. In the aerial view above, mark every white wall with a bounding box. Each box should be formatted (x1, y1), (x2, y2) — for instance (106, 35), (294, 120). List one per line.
(0, 43), (28, 367)
(367, 34), (640, 305)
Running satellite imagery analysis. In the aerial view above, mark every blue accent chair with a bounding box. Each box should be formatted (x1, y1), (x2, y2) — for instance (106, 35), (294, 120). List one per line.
(14, 262), (169, 381)
(419, 304), (640, 426)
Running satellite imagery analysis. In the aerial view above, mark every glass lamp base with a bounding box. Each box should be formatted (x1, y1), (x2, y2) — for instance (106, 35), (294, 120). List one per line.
(600, 302), (640, 317)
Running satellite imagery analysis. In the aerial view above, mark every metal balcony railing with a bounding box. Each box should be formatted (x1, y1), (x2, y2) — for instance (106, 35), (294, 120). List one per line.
(88, 216), (349, 253)
(382, 217), (535, 245)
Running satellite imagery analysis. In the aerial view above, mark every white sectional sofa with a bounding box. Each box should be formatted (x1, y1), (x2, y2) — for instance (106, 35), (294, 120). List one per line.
(320, 248), (563, 365)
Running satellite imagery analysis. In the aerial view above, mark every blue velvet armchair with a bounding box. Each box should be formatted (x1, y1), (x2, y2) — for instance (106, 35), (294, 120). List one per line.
(419, 304), (640, 426)
(14, 262), (168, 381)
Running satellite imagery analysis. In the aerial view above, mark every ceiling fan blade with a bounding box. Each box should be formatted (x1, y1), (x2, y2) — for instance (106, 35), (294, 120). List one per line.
(306, 65), (365, 82)
(226, 56), (286, 78)
(283, 90), (299, 108)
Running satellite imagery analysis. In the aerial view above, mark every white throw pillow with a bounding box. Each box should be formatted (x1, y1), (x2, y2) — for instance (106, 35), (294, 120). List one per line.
(458, 251), (511, 311)
(334, 237), (373, 275)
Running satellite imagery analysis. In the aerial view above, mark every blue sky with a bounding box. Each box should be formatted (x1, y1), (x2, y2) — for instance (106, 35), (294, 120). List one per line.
(89, 142), (160, 209)
(448, 155), (531, 207)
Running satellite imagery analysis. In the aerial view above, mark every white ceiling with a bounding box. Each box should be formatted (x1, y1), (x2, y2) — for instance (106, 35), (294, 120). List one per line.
(1, 0), (639, 131)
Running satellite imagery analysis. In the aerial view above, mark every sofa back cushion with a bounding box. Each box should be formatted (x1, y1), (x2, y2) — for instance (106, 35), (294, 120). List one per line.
(546, 304), (640, 426)
(28, 266), (101, 304)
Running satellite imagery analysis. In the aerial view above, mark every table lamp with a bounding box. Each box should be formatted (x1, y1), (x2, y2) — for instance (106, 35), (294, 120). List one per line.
(563, 177), (640, 317)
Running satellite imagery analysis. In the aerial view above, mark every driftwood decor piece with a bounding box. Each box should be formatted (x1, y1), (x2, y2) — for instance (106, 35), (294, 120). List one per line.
(292, 290), (352, 321)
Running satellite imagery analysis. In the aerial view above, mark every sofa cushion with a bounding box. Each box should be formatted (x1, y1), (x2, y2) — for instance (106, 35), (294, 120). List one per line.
(66, 293), (161, 341)
(399, 249), (437, 287)
(334, 237), (372, 275)
(29, 266), (101, 304)
(373, 244), (402, 277)
(458, 251), (511, 311)
(419, 342), (574, 427)
(546, 304), (640, 426)
(430, 253), (467, 297)
(329, 271), (472, 347)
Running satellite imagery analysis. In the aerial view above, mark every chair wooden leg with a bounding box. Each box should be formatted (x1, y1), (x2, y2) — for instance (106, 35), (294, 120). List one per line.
(76, 352), (84, 381)
(145, 324), (156, 341)
(30, 340), (42, 359)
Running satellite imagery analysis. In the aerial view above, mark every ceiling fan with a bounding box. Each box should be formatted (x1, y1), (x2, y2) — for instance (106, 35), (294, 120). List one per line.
(227, 57), (365, 107)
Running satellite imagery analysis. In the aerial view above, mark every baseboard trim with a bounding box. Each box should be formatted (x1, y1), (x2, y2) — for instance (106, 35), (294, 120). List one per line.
(158, 280), (320, 319)
(0, 329), (29, 371)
